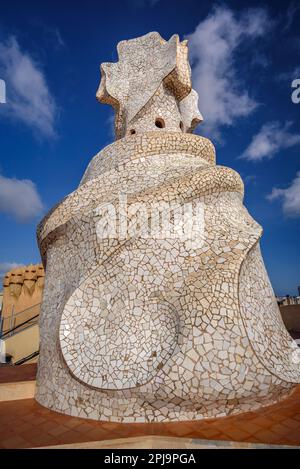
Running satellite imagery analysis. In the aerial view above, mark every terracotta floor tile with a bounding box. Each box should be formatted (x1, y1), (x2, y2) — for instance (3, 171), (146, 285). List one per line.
(221, 428), (252, 441)
(39, 420), (61, 433)
(63, 419), (84, 430)
(29, 416), (47, 426)
(0, 416), (17, 427)
(231, 412), (256, 421)
(209, 422), (237, 434)
(21, 413), (40, 423)
(12, 406), (33, 415)
(0, 429), (16, 444)
(253, 429), (279, 443)
(98, 422), (123, 431)
(232, 421), (262, 435)
(1, 385), (300, 448)
(19, 426), (44, 440)
(35, 406), (52, 415)
(1, 435), (29, 449)
(47, 425), (70, 437)
(67, 433), (97, 444)
(14, 421), (35, 434)
(277, 409), (295, 418)
(270, 422), (294, 436)
(84, 427), (114, 440)
(28, 433), (60, 448)
(249, 416), (274, 428)
(72, 422), (96, 435)
(266, 413), (289, 423)
(282, 428), (300, 440)
(280, 418), (300, 430)
(56, 430), (85, 444)
(190, 428), (222, 439)
(158, 425), (192, 437)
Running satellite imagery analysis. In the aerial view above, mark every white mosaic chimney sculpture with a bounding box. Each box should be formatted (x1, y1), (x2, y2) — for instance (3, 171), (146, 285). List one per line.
(36, 32), (300, 422)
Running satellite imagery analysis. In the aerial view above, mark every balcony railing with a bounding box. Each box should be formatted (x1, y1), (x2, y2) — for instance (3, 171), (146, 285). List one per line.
(0, 303), (41, 338)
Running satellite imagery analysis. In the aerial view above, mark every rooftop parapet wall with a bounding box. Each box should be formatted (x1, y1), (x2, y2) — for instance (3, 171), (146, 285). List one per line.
(1, 264), (44, 332)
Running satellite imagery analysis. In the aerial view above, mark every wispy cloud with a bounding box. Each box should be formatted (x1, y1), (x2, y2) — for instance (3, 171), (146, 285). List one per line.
(283, 1), (300, 32)
(240, 121), (300, 162)
(277, 66), (300, 82)
(0, 36), (57, 137)
(0, 173), (44, 222)
(187, 6), (271, 139)
(42, 26), (66, 50)
(244, 174), (257, 185)
(267, 172), (300, 217)
(293, 66), (300, 77)
(34, 21), (66, 50)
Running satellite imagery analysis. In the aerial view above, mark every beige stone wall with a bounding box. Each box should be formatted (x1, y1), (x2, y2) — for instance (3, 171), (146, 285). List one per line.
(4, 323), (39, 363)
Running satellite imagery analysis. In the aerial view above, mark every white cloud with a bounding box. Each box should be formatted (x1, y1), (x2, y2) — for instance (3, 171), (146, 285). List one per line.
(187, 6), (270, 139)
(0, 36), (57, 137)
(240, 121), (300, 161)
(267, 172), (300, 217)
(0, 174), (44, 222)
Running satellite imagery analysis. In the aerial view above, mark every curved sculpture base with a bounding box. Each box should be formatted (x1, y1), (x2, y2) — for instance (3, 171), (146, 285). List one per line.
(35, 133), (299, 423)
(35, 383), (296, 423)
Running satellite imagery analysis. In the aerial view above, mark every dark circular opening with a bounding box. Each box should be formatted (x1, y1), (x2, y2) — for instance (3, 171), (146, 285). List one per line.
(155, 118), (165, 129)
(179, 121), (184, 131)
(130, 129), (136, 135)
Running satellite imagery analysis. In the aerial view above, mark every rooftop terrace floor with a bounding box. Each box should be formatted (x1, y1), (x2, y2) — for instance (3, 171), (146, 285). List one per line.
(0, 365), (300, 448)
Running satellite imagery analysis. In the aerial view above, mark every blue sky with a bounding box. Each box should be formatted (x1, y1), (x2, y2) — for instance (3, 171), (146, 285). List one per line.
(0, 0), (299, 295)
